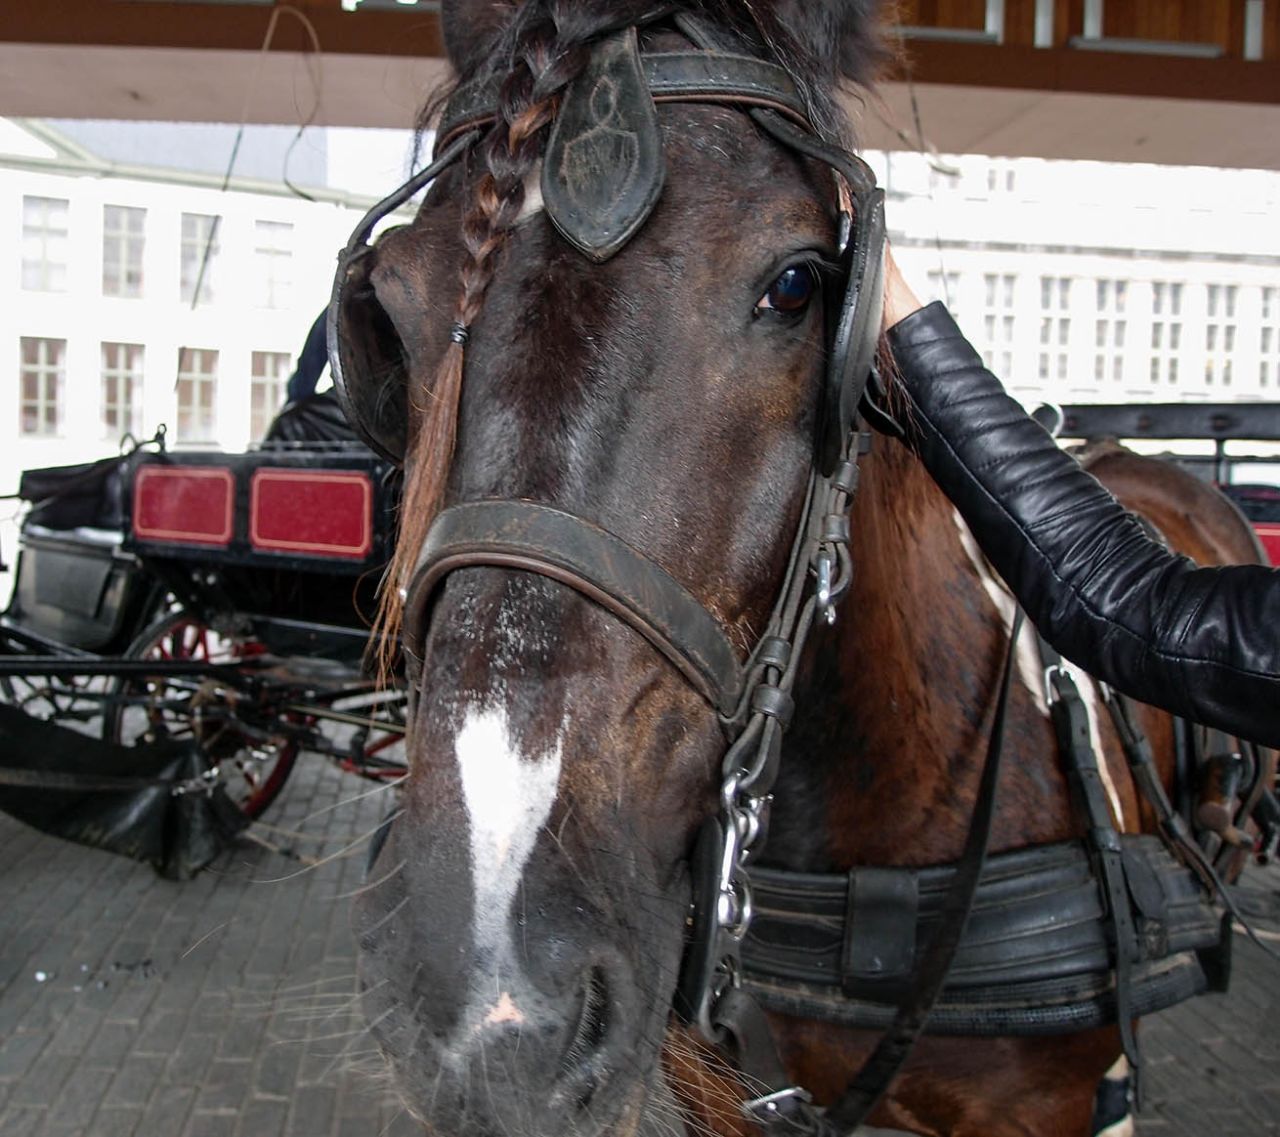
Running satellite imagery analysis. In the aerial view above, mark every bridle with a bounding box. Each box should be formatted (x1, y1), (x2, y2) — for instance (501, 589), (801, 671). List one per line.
(327, 9), (886, 1132)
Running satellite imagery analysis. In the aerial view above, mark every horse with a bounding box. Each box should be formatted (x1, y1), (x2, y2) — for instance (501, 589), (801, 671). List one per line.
(331, 3), (1263, 1133)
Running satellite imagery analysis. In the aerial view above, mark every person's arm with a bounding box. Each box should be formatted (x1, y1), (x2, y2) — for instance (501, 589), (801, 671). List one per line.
(882, 256), (1280, 748)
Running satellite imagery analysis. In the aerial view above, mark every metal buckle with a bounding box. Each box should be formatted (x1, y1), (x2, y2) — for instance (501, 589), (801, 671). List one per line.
(1043, 662), (1067, 705)
(814, 550), (836, 625)
(743, 1086), (814, 1124)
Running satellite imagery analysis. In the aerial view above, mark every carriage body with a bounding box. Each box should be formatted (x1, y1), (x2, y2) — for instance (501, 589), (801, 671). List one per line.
(122, 443), (397, 663)
(0, 441), (405, 869)
(4, 441), (397, 663)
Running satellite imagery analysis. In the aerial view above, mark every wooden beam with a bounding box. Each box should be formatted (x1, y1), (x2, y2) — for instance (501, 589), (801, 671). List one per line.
(890, 37), (1280, 104)
(0, 0), (446, 59)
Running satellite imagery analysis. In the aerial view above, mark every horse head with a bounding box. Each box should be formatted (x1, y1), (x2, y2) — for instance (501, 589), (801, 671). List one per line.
(333, 3), (887, 1133)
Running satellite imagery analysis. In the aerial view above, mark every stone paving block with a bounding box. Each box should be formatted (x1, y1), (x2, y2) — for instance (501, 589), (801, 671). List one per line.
(0, 1108), (46, 1137)
(5, 1054), (76, 1110)
(0, 1031), (46, 1081)
(134, 1008), (188, 1056)
(286, 1084), (337, 1137)
(102, 974), (160, 1024)
(215, 1007), (270, 1063)
(139, 1084), (197, 1136)
(193, 1059), (252, 1114)
(184, 1109), (239, 1137)
(166, 1030), (220, 1084)
(92, 1019), (140, 1057)
(102, 1055), (167, 1110)
(45, 1005), (109, 1058)
(234, 1096), (289, 1137)
(254, 1039), (303, 1101)
(91, 1107), (144, 1137)
(42, 1065), (116, 1130)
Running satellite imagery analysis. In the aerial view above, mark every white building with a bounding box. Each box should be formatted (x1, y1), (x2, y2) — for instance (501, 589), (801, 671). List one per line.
(0, 117), (420, 495)
(2, 117), (1279, 566)
(876, 150), (1280, 411)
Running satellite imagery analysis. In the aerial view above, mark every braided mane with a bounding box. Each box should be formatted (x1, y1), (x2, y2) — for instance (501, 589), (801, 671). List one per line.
(374, 0), (888, 669)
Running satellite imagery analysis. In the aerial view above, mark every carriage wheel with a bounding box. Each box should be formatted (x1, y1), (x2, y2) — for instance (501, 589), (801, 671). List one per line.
(0, 667), (99, 726)
(103, 610), (299, 820)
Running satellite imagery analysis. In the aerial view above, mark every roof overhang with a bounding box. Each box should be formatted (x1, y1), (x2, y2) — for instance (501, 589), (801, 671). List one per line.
(2, 2), (1279, 169)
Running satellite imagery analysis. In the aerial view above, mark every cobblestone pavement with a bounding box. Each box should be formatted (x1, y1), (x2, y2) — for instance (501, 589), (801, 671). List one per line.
(0, 755), (416, 1137)
(2, 755), (1279, 1136)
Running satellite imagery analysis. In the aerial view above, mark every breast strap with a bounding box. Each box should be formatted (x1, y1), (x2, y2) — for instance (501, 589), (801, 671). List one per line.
(739, 834), (1226, 1035)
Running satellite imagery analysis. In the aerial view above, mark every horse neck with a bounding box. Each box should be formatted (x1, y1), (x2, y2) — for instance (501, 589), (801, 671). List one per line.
(770, 434), (1075, 870)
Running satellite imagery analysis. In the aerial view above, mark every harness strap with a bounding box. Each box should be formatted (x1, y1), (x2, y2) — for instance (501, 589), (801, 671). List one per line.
(1105, 685), (1279, 966)
(819, 609), (1025, 1133)
(1038, 639), (1141, 1084)
(403, 500), (745, 715)
(436, 50), (812, 153)
(742, 834), (1223, 1003)
(0, 767), (178, 792)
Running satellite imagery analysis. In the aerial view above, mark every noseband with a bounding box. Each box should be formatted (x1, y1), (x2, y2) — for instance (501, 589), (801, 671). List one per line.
(327, 9), (885, 1131)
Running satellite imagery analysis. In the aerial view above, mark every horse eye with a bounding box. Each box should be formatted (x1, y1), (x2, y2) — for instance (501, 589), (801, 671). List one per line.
(756, 264), (818, 315)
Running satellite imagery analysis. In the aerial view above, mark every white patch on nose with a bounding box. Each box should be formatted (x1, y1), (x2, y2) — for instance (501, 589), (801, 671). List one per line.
(482, 991), (526, 1027)
(951, 512), (1127, 827)
(455, 704), (562, 955)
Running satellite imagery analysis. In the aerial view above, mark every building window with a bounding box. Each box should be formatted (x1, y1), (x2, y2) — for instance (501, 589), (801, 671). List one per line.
(1204, 283), (1238, 387)
(254, 221), (294, 309)
(926, 270), (960, 323)
(250, 351), (291, 438)
(21, 196), (70, 292)
(103, 205), (146, 298)
(1093, 279), (1127, 386)
(1038, 276), (1072, 386)
(1150, 281), (1183, 385)
(1262, 287), (1279, 389)
(176, 348), (218, 442)
(101, 342), (144, 439)
(180, 213), (220, 304)
(19, 337), (66, 435)
(980, 273), (1016, 380)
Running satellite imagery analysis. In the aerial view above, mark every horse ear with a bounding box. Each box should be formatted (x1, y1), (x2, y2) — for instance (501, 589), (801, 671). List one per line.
(764, 0), (891, 86)
(440, 0), (517, 73)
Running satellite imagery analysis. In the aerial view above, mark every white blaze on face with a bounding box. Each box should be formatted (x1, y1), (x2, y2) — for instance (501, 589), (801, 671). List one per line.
(455, 703), (562, 955)
(951, 511), (1128, 828)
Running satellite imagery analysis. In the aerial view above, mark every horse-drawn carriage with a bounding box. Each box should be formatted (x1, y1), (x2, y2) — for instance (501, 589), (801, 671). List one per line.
(5, 0), (1280, 1129)
(0, 430), (408, 876)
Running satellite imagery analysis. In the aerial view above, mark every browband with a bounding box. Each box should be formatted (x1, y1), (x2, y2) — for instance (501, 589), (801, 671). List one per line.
(436, 50), (811, 154)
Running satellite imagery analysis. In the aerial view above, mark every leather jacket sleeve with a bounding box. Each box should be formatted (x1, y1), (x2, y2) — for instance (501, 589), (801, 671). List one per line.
(886, 301), (1280, 749)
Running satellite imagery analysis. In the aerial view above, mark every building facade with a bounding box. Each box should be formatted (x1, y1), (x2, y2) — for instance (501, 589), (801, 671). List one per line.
(3, 120), (1279, 507)
(0, 118), (398, 505)
(874, 150), (1280, 413)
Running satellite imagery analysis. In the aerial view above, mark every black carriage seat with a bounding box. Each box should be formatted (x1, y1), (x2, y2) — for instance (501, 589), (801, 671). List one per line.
(262, 389), (362, 447)
(18, 454), (126, 532)
(5, 456), (154, 654)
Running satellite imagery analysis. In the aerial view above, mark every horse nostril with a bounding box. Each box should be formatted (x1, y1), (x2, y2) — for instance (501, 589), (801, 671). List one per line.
(559, 966), (612, 1108)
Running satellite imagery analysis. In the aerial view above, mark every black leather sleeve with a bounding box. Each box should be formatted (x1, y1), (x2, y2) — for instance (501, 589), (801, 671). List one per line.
(886, 301), (1280, 749)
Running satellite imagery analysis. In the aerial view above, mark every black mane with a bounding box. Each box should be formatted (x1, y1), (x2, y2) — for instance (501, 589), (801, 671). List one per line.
(425, 0), (889, 145)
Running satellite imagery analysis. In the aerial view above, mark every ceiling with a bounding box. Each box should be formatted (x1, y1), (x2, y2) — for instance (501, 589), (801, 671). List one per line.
(2, 1), (1279, 170)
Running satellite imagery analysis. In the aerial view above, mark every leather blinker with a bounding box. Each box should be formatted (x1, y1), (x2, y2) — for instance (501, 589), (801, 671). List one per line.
(542, 27), (666, 263)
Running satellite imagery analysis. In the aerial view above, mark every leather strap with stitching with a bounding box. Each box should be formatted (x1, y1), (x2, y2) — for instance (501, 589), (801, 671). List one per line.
(436, 50), (811, 153)
(402, 500), (745, 715)
(1039, 636), (1141, 1079)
